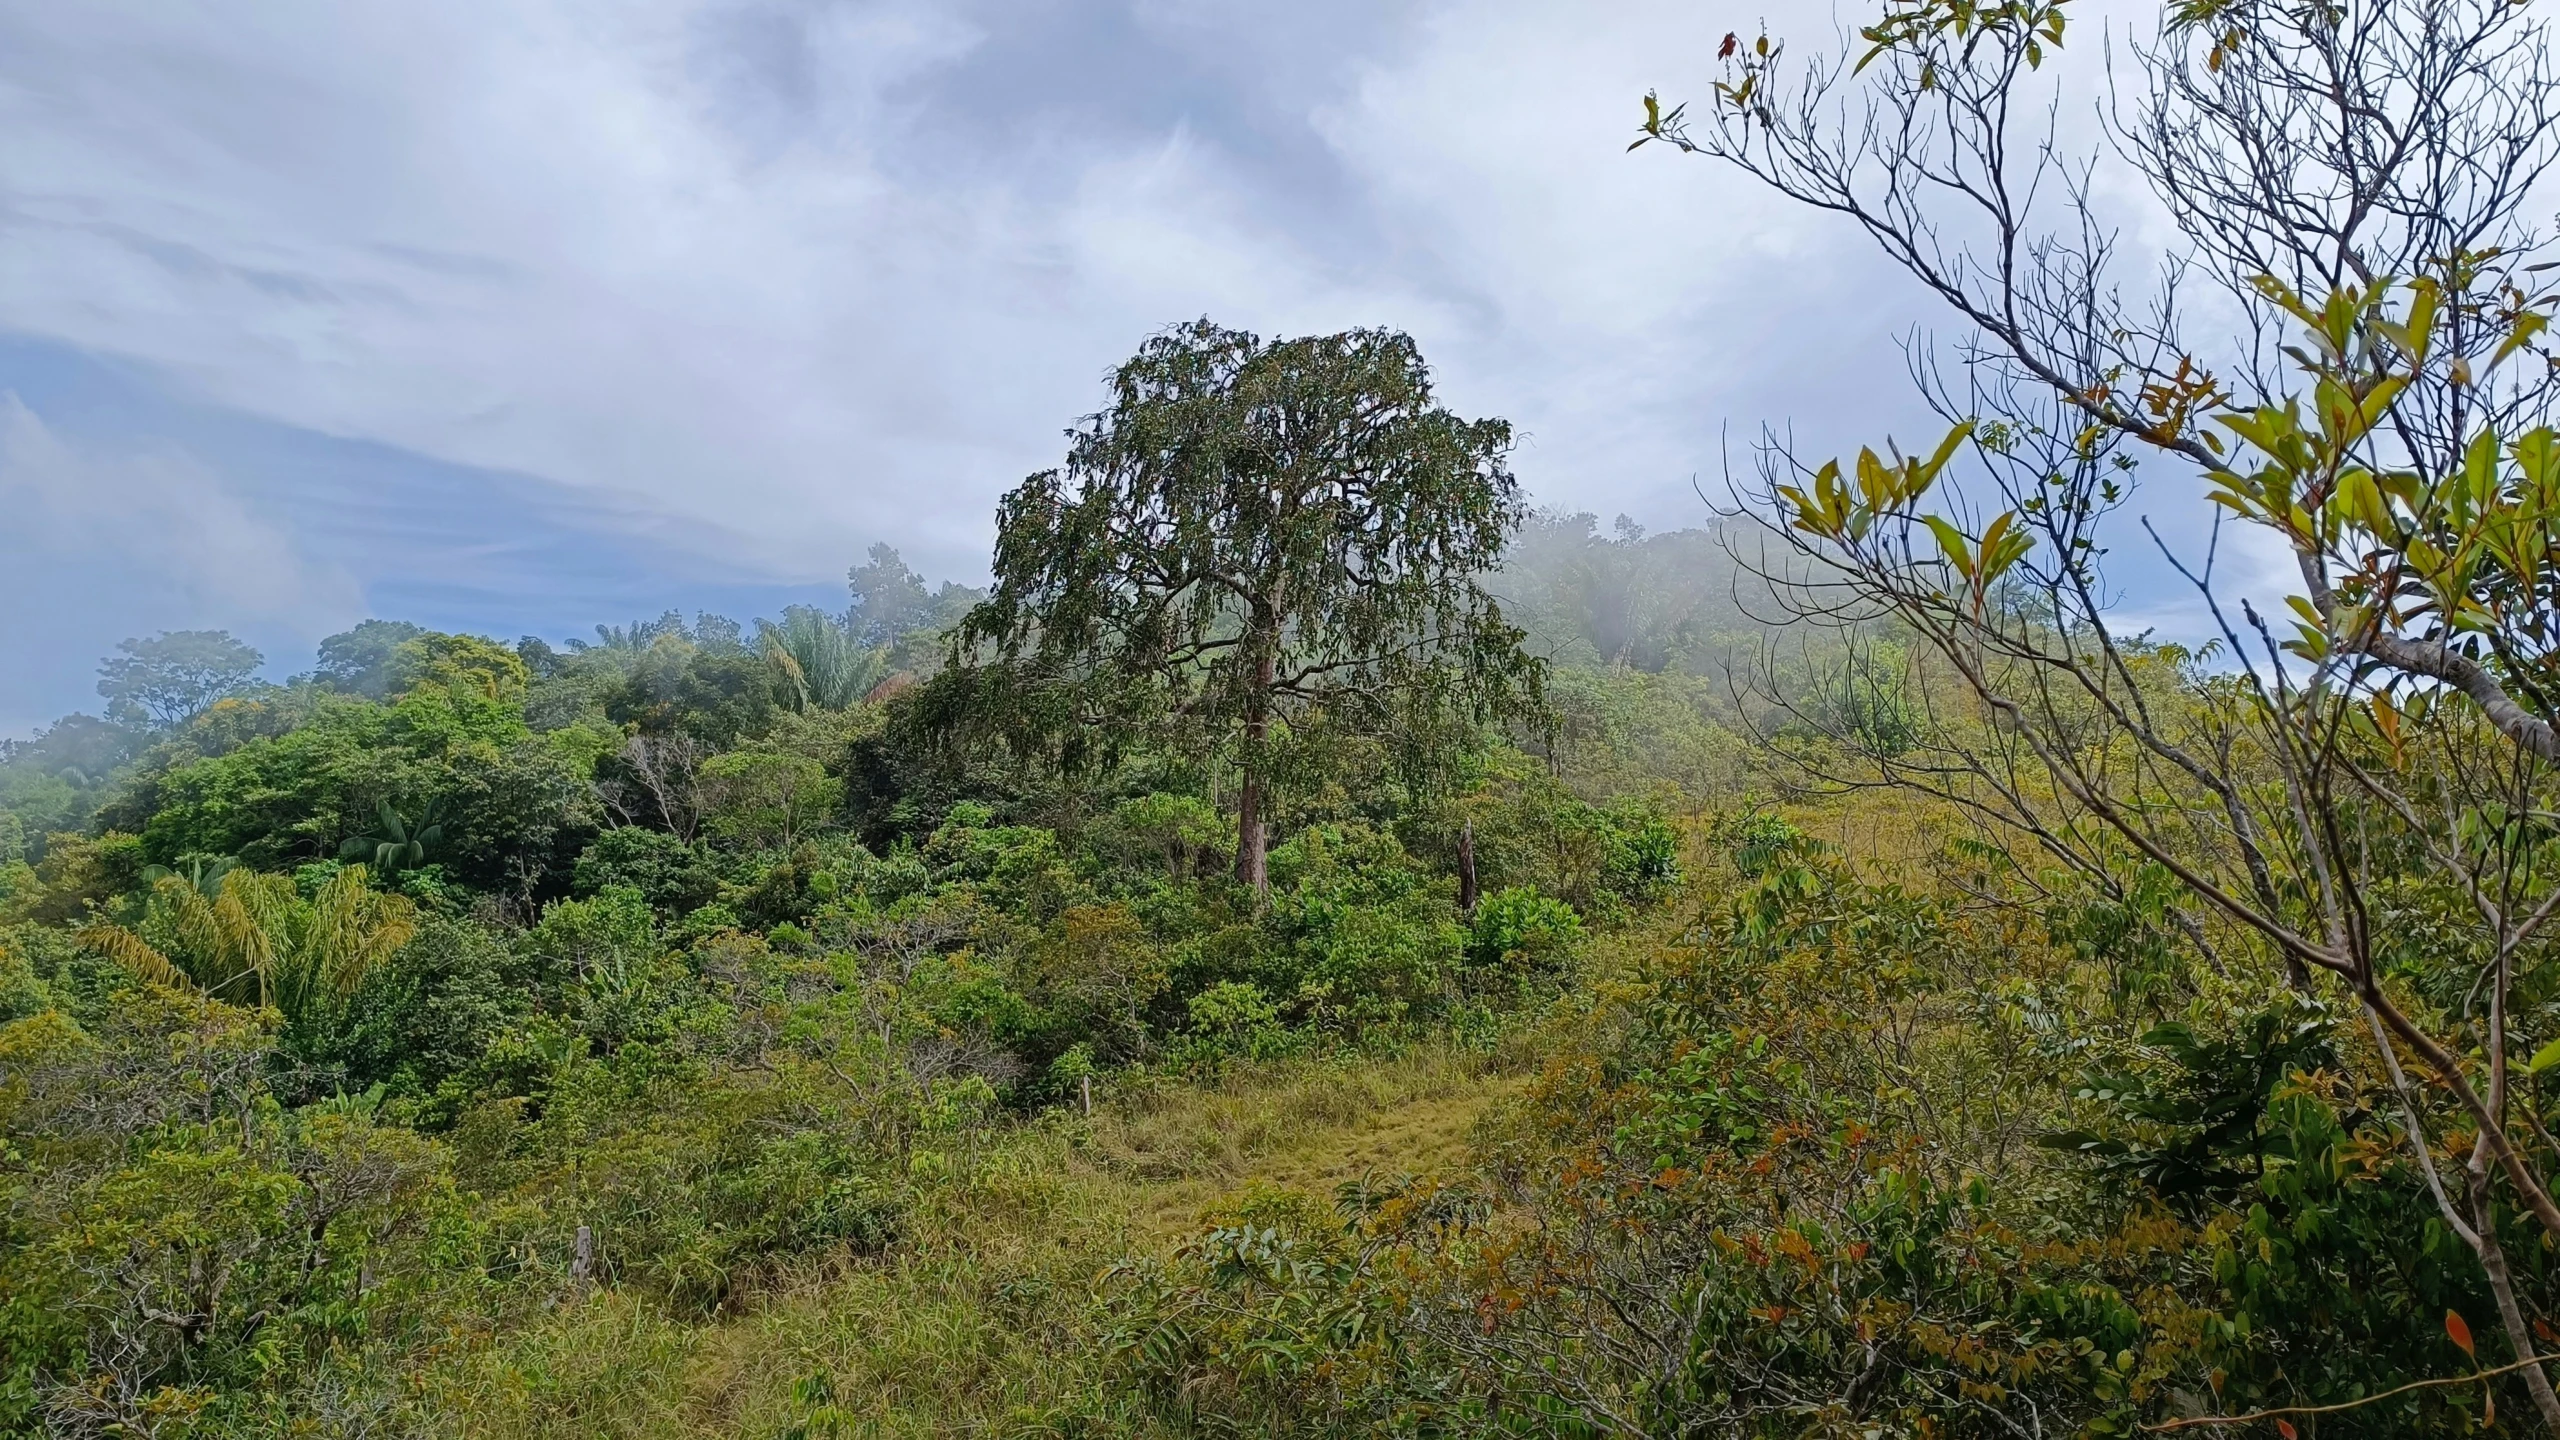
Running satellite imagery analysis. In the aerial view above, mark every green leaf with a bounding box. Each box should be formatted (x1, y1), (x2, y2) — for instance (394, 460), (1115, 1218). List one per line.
(2495, 310), (2550, 368)
(2528, 1037), (2560, 1074)
(1923, 516), (1976, 581)
(1915, 420), (1976, 494)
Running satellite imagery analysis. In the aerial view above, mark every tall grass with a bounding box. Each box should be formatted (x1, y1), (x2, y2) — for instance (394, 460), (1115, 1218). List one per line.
(410, 1035), (1545, 1438)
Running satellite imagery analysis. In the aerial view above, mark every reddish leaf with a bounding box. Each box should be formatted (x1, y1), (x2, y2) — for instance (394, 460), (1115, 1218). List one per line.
(2448, 1308), (2477, 1359)
(1719, 31), (1739, 59)
(2275, 1420), (2297, 1440)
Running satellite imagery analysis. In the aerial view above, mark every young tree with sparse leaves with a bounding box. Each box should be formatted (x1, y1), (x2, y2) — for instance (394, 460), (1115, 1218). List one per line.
(1638, 0), (2560, 1427)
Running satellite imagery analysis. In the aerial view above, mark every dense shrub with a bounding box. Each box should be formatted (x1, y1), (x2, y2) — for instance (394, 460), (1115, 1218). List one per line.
(572, 826), (723, 914)
(1465, 885), (1581, 973)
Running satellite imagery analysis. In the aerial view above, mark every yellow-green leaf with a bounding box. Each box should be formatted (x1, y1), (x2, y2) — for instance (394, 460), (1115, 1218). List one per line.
(1923, 515), (1976, 581)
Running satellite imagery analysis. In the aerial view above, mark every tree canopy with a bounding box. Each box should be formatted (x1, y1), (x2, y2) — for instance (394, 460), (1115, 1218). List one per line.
(935, 320), (1545, 892)
(95, 630), (263, 728)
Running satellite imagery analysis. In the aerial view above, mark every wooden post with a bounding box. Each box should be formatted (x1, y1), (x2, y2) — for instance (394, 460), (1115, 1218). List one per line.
(570, 1224), (594, 1288)
(1080, 1074), (1093, 1117)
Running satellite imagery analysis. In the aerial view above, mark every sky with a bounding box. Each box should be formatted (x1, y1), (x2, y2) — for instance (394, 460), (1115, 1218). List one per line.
(0, 0), (2245, 735)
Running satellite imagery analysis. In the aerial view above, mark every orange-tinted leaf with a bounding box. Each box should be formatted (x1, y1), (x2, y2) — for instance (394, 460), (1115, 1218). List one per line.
(2448, 1308), (2476, 1358)
(2275, 1421), (2297, 1440)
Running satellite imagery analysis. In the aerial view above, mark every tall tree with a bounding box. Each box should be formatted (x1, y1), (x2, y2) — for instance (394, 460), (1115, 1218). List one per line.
(935, 320), (1544, 893)
(847, 545), (977, 647)
(96, 630), (263, 728)
(313, 620), (426, 700)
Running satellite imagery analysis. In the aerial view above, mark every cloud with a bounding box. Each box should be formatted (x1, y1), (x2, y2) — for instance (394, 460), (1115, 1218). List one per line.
(0, 389), (371, 733)
(0, 0), (2260, 730)
(0, 0), (1918, 576)
(0, 392), (360, 623)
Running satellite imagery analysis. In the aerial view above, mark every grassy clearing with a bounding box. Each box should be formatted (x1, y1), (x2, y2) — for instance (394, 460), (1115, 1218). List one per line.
(413, 1035), (1539, 1439)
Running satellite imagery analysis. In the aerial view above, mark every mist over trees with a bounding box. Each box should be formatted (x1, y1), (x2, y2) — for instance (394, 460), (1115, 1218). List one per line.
(1491, 508), (1767, 673)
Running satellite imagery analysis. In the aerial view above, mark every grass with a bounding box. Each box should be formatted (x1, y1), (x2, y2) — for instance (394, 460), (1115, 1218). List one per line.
(410, 1035), (1540, 1438)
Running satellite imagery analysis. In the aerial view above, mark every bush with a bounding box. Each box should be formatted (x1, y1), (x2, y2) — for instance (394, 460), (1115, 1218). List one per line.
(573, 826), (723, 915)
(1466, 886), (1582, 973)
(1253, 824), (1459, 1032)
(519, 1044), (902, 1312)
(0, 939), (51, 1026)
(325, 915), (530, 1105)
(0, 990), (451, 1435)
(1182, 979), (1292, 1062)
(1599, 804), (1682, 903)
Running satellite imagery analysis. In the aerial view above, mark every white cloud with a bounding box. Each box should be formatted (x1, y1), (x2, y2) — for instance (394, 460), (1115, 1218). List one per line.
(0, 1), (1895, 576)
(0, 0), (2231, 632)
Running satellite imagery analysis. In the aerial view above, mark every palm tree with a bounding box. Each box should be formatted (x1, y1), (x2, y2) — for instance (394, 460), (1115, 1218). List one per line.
(571, 612), (688, 654)
(79, 865), (415, 1025)
(139, 854), (237, 900)
(339, 799), (444, 873)
(758, 605), (886, 711)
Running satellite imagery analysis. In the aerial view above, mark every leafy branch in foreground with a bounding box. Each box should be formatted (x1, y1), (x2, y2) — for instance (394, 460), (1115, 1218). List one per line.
(1642, 0), (2560, 1427)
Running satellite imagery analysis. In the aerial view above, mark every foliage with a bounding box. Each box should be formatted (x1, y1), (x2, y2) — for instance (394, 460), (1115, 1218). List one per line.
(312, 619), (427, 700)
(13, 22), (2548, 1424)
(699, 751), (843, 849)
(1465, 885), (1582, 973)
(77, 864), (417, 1041)
(572, 827), (723, 916)
(931, 320), (1547, 892)
(95, 631), (264, 730)
(760, 607), (888, 712)
(339, 797), (446, 874)
(1635, 0), (2560, 1424)
(0, 987), (450, 1438)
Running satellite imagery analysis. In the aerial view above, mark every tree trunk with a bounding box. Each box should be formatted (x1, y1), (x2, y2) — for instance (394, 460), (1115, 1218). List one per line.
(1235, 768), (1268, 897)
(2469, 1153), (2560, 1436)
(1235, 649), (1275, 899)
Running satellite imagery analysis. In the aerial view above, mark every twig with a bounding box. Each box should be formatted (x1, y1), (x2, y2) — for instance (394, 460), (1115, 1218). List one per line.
(2142, 1353), (2557, 1431)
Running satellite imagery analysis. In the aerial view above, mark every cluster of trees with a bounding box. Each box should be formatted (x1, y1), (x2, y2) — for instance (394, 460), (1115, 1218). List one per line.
(12, 0), (2560, 1432)
(0, 322), (1699, 1438)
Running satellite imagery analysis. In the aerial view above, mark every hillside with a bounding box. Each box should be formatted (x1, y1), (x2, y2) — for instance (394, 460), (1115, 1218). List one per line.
(13, 229), (2560, 1433)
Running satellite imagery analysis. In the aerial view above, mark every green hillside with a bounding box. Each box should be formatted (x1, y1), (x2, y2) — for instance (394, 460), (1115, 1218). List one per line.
(18, 0), (2560, 1430)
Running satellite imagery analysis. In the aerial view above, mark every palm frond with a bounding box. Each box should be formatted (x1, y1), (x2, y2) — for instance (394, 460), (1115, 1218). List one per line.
(759, 606), (889, 711)
(308, 864), (416, 998)
(76, 923), (198, 994)
(211, 888), (280, 1005)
